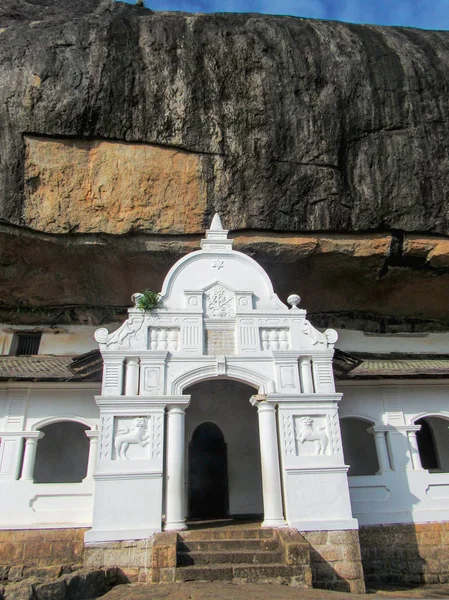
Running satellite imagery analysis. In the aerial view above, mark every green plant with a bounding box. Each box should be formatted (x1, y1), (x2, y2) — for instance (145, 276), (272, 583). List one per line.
(136, 289), (163, 312)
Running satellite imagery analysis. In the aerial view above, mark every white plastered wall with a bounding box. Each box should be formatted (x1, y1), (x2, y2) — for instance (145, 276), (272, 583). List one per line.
(0, 383), (100, 528)
(338, 380), (449, 525)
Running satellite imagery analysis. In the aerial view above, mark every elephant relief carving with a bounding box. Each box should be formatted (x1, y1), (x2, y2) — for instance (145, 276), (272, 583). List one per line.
(296, 416), (329, 455)
(114, 417), (151, 460)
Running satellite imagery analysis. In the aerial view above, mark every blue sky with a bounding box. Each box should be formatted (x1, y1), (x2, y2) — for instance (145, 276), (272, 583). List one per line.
(121, 0), (449, 29)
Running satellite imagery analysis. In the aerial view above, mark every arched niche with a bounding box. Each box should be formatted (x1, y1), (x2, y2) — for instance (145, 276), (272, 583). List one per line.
(33, 421), (90, 483)
(415, 415), (449, 472)
(340, 417), (379, 476)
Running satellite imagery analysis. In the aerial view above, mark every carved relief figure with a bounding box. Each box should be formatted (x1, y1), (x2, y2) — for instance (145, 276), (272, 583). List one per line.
(206, 285), (235, 318)
(114, 417), (150, 460)
(296, 416), (329, 455)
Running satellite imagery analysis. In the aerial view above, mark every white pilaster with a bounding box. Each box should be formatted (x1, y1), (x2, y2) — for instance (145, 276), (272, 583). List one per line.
(125, 357), (140, 396)
(164, 405), (187, 531)
(299, 358), (314, 393)
(252, 399), (286, 528)
(84, 430), (100, 479)
(20, 432), (44, 481)
(368, 426), (392, 473)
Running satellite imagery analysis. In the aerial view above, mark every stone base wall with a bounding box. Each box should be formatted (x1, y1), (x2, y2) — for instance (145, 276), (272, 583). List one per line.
(0, 529), (87, 567)
(84, 539), (154, 583)
(359, 522), (449, 587)
(300, 529), (365, 594)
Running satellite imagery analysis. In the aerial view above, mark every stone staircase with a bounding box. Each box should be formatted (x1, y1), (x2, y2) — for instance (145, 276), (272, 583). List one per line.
(151, 526), (312, 586)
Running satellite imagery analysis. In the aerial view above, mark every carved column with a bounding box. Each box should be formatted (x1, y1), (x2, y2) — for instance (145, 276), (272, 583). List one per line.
(368, 426), (392, 473)
(299, 357), (314, 393)
(407, 425), (424, 471)
(164, 406), (187, 531)
(125, 357), (140, 396)
(20, 432), (44, 481)
(253, 400), (286, 528)
(85, 430), (100, 479)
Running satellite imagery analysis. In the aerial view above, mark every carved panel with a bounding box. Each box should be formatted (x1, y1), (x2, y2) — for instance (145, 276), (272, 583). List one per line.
(239, 319), (258, 352)
(99, 415), (114, 459)
(143, 367), (160, 394)
(152, 415), (163, 458)
(329, 412), (341, 455)
(182, 318), (201, 352)
(0, 438), (18, 477)
(113, 416), (152, 460)
(279, 365), (295, 389)
(312, 360), (334, 392)
(205, 285), (236, 318)
(5, 390), (27, 430)
(260, 328), (290, 351)
(107, 317), (145, 350)
(294, 415), (330, 456)
(282, 414), (295, 456)
(104, 362), (123, 393)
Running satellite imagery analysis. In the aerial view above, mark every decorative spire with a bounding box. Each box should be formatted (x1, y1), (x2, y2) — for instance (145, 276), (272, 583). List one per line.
(210, 213), (224, 231)
(201, 211), (233, 251)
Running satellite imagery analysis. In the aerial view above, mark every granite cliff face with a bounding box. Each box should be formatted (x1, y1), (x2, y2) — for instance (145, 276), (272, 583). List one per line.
(1, 0), (449, 330)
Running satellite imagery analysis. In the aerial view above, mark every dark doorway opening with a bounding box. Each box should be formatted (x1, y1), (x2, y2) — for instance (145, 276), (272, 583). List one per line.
(188, 422), (228, 519)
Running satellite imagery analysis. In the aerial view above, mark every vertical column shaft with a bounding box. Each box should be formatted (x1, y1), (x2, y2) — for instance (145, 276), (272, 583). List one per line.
(164, 406), (187, 531)
(85, 430), (100, 479)
(368, 427), (392, 473)
(255, 401), (286, 528)
(299, 358), (314, 393)
(20, 432), (44, 481)
(125, 357), (140, 396)
(407, 426), (424, 471)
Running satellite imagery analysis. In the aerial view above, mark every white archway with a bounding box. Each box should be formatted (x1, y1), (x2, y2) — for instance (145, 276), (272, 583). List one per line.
(172, 364), (271, 395)
(88, 214), (353, 543)
(32, 415), (97, 431)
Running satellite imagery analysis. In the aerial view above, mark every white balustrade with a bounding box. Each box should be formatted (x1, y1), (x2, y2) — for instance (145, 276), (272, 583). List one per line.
(149, 328), (179, 352)
(260, 328), (290, 351)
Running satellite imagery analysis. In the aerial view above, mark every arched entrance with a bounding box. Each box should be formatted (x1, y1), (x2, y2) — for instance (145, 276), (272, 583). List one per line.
(185, 379), (263, 521)
(188, 422), (228, 519)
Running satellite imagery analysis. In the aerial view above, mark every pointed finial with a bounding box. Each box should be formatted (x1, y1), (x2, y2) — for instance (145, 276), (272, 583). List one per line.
(202, 211), (233, 250)
(210, 213), (224, 231)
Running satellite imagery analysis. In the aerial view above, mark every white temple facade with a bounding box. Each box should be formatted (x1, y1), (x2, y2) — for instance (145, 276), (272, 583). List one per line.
(1, 216), (449, 548)
(87, 214), (356, 542)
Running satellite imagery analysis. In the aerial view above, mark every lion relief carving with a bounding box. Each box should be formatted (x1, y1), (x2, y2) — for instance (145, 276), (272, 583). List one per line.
(296, 416), (329, 455)
(114, 417), (151, 460)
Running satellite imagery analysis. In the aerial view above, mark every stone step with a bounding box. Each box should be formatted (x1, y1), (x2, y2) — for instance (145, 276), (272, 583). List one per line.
(177, 539), (278, 553)
(179, 528), (274, 541)
(174, 563), (309, 586)
(177, 550), (284, 566)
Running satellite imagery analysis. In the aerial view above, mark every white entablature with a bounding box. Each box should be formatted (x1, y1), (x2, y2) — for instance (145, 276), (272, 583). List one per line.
(88, 214), (356, 543)
(95, 213), (339, 397)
